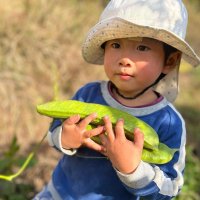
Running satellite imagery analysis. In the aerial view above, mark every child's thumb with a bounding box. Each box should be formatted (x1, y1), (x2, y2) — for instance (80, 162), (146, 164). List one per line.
(133, 128), (144, 149)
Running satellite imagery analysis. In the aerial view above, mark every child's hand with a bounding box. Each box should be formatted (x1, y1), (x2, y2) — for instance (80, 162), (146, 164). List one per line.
(99, 116), (144, 174)
(61, 113), (105, 151)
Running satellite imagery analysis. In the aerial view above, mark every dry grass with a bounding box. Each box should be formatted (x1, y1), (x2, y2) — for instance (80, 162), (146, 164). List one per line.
(0, 0), (199, 197)
(0, 0), (107, 194)
(0, 0), (106, 145)
(184, 0), (200, 53)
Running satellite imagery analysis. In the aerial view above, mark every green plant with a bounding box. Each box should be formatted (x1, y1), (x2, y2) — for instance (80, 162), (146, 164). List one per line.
(0, 137), (35, 181)
(0, 130), (47, 182)
(0, 136), (36, 199)
(0, 181), (34, 200)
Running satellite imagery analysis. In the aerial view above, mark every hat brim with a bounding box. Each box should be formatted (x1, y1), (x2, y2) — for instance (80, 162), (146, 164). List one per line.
(82, 18), (200, 67)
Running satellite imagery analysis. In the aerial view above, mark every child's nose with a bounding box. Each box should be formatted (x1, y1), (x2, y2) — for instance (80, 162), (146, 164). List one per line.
(119, 57), (133, 67)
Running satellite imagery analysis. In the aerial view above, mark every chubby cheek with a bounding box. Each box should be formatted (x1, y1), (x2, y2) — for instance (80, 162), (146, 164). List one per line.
(104, 54), (114, 78)
(137, 62), (163, 83)
(103, 64), (112, 80)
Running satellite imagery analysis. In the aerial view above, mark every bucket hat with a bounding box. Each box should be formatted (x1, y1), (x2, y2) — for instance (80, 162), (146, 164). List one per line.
(82, 0), (200, 102)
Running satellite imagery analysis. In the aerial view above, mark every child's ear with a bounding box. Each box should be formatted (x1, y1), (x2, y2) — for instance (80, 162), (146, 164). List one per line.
(162, 51), (182, 74)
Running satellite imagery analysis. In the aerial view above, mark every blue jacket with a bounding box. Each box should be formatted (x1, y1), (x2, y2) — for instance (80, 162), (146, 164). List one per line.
(46, 81), (186, 200)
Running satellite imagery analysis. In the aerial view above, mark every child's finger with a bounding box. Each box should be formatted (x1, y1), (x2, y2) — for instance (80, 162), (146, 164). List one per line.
(103, 116), (115, 141)
(64, 114), (81, 125)
(115, 118), (126, 140)
(99, 132), (107, 146)
(83, 139), (105, 152)
(83, 126), (104, 139)
(78, 113), (97, 129)
(133, 128), (144, 150)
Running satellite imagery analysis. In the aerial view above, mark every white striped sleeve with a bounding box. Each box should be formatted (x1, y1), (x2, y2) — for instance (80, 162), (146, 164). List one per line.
(47, 126), (77, 155)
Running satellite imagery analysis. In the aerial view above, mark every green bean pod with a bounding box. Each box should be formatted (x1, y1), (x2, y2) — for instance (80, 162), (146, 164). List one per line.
(36, 100), (177, 164)
(37, 100), (159, 150)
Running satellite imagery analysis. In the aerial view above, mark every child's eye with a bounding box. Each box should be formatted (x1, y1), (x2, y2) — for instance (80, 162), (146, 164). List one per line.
(111, 43), (120, 48)
(137, 45), (150, 51)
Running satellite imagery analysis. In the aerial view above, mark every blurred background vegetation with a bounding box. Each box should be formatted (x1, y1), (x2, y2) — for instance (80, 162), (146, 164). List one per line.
(0, 0), (199, 199)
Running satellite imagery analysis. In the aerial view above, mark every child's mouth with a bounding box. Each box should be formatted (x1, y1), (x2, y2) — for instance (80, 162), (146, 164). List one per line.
(119, 73), (133, 80)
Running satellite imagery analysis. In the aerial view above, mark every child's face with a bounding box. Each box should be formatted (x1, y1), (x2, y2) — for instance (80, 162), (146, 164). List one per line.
(104, 38), (167, 96)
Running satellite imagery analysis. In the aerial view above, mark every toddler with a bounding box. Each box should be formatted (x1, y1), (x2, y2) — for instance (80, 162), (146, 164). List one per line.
(34, 0), (200, 199)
